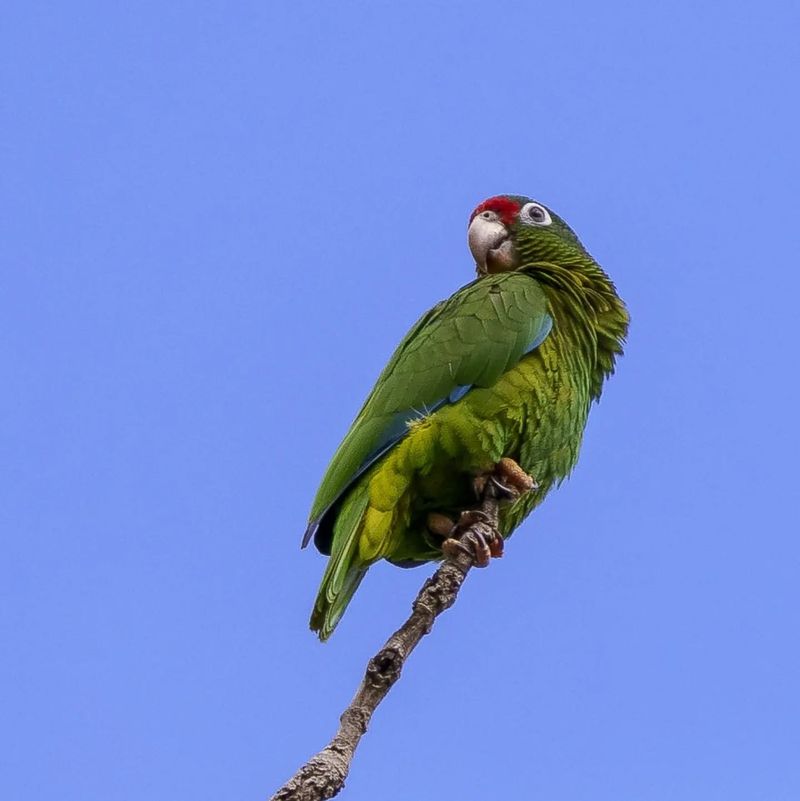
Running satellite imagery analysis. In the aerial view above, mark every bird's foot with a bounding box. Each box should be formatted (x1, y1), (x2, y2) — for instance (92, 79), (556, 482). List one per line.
(473, 457), (538, 501)
(440, 509), (503, 568)
(427, 461), (531, 567)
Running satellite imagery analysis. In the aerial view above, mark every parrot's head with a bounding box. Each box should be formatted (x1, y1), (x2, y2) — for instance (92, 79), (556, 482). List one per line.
(468, 195), (587, 276)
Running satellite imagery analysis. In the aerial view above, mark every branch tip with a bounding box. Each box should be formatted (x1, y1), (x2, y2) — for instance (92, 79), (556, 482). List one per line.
(269, 490), (500, 801)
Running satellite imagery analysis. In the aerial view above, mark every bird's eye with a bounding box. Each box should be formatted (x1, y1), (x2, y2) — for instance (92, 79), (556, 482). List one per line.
(520, 202), (552, 226)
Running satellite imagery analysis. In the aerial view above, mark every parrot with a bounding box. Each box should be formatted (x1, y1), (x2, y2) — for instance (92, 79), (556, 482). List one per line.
(303, 194), (629, 640)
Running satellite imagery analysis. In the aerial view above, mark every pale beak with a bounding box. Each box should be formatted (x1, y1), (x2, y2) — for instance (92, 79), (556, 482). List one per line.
(468, 215), (515, 275)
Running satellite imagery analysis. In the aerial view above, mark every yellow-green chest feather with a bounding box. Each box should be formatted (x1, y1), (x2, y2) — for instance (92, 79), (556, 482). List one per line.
(356, 292), (604, 566)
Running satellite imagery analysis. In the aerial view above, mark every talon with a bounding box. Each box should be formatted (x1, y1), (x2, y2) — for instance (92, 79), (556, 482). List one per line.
(470, 530), (492, 567)
(440, 465), (518, 566)
(489, 535), (504, 559)
(487, 475), (515, 499)
(495, 457), (538, 497)
(472, 458), (536, 503)
(441, 516), (501, 568)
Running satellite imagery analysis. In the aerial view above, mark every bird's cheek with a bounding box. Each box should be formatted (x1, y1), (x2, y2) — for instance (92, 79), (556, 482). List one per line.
(485, 240), (516, 273)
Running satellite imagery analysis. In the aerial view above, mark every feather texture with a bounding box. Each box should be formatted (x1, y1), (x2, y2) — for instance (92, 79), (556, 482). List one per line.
(304, 197), (629, 639)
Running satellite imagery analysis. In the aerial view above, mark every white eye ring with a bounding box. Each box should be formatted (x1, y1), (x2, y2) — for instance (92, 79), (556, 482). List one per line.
(520, 202), (552, 226)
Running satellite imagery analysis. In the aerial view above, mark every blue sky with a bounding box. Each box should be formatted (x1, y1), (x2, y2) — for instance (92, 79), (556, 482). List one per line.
(3, 2), (799, 799)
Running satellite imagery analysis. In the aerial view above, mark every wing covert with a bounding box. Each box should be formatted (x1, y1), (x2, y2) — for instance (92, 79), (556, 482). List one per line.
(304, 270), (550, 551)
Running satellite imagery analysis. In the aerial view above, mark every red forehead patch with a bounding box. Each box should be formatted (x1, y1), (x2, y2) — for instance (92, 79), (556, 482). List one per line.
(470, 196), (521, 226)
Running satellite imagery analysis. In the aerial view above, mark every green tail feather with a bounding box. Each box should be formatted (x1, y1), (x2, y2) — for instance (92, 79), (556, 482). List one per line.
(310, 484), (371, 640)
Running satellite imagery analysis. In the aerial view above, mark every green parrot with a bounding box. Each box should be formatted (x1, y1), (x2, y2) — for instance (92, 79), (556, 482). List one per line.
(303, 195), (629, 639)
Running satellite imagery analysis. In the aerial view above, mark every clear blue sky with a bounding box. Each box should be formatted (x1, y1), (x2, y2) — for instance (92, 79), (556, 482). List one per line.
(3, 2), (799, 799)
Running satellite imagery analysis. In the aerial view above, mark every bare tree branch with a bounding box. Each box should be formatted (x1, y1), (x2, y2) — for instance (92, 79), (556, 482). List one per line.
(269, 491), (500, 801)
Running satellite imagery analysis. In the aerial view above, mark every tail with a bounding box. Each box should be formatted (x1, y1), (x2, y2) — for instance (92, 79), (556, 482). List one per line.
(310, 484), (371, 640)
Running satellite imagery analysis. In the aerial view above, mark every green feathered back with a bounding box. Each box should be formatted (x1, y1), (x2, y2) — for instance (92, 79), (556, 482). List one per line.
(306, 271), (551, 554)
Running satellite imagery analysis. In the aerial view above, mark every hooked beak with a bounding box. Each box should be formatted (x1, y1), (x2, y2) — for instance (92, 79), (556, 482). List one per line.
(468, 215), (516, 275)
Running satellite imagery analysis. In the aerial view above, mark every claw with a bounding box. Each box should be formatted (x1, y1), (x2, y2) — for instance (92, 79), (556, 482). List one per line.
(487, 475), (516, 499)
(473, 458), (537, 502)
(439, 459), (530, 567)
(488, 534), (504, 559)
(441, 510), (501, 568)
(495, 458), (538, 497)
(470, 530), (492, 567)
(443, 530), (492, 567)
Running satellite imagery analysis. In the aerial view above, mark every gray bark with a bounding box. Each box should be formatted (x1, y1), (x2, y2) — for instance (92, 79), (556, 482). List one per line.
(269, 493), (500, 801)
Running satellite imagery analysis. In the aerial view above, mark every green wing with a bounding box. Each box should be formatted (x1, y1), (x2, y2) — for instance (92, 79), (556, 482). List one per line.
(304, 269), (551, 551)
